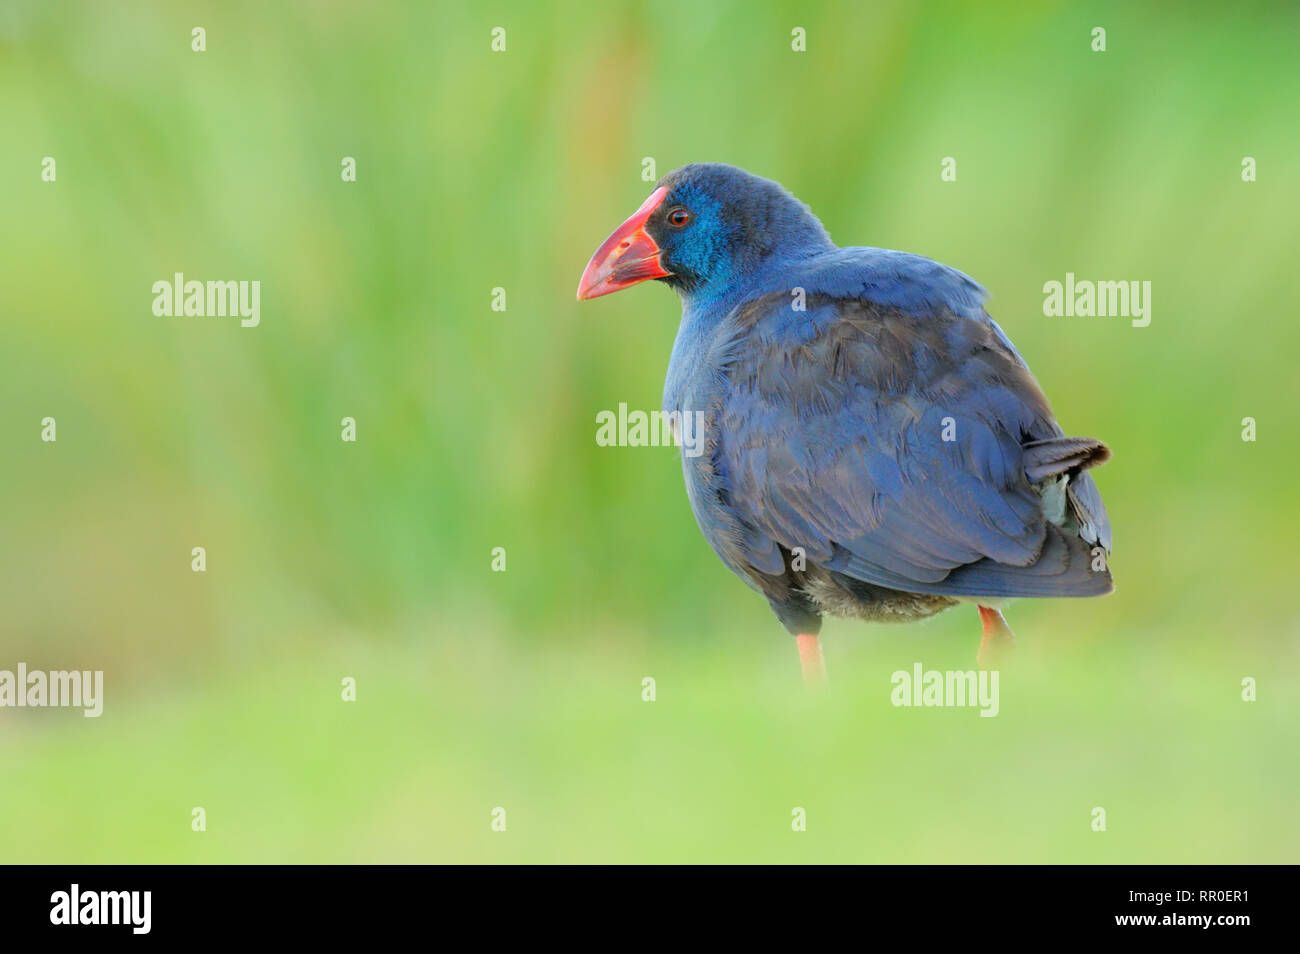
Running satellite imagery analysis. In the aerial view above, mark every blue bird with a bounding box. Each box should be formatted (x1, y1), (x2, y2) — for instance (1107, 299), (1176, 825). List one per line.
(577, 163), (1112, 685)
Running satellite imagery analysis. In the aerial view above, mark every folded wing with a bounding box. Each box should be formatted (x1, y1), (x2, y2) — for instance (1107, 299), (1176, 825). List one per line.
(715, 286), (1112, 600)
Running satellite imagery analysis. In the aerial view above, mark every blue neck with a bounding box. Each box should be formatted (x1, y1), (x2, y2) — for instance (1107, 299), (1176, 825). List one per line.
(678, 237), (832, 316)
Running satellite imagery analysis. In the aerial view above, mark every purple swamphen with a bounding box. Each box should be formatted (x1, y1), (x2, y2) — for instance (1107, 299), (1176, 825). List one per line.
(577, 164), (1112, 685)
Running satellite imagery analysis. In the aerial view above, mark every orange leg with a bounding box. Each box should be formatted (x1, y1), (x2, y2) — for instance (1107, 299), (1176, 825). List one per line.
(796, 633), (827, 688)
(977, 606), (1015, 669)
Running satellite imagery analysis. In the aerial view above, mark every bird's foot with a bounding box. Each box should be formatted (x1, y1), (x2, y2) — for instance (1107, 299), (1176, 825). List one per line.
(796, 633), (827, 689)
(976, 606), (1015, 670)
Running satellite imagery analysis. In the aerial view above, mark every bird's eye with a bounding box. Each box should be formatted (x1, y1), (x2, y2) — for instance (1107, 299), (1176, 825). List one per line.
(666, 207), (691, 228)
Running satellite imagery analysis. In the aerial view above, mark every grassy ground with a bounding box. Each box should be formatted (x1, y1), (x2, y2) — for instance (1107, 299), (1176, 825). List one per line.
(3, 616), (1295, 864)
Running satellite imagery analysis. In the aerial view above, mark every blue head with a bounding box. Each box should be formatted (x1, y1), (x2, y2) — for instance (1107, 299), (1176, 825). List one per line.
(577, 163), (834, 305)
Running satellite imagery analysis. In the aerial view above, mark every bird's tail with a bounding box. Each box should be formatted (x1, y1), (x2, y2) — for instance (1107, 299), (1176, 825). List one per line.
(1022, 436), (1111, 483)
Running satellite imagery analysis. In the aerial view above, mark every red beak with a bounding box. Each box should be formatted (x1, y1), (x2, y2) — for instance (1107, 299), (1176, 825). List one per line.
(576, 186), (672, 300)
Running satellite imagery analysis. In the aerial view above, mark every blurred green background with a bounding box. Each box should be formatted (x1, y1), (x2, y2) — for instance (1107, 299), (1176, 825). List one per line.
(2, 0), (1298, 863)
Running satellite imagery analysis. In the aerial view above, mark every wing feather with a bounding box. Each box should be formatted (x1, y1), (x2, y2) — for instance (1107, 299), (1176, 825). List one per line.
(714, 286), (1112, 600)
